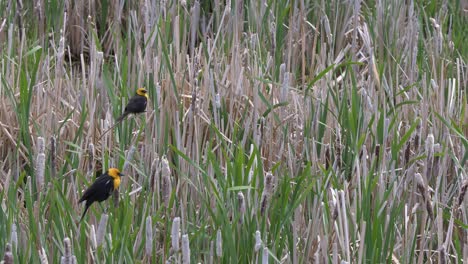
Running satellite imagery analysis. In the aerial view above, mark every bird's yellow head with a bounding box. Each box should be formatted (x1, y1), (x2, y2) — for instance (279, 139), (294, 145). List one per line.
(136, 87), (149, 98)
(107, 168), (124, 190)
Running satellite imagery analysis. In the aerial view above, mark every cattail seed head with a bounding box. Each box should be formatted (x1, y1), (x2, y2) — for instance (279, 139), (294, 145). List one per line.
(237, 192), (245, 224)
(439, 246), (446, 264)
(216, 229), (222, 257)
(171, 217), (180, 251)
(61, 237), (76, 264)
(426, 134), (434, 153)
(415, 173), (427, 200)
(260, 172), (275, 215)
(264, 172), (275, 193)
(36, 153), (46, 192)
(10, 223), (17, 250)
(123, 146), (136, 172)
(90, 225), (97, 249)
(50, 136), (56, 178)
(458, 178), (468, 208)
(145, 216), (153, 256)
(161, 156), (172, 207)
(37, 137), (45, 154)
(215, 93), (221, 109)
(87, 143), (95, 177)
(39, 247), (48, 264)
(182, 234), (190, 264)
(3, 243), (13, 264)
(325, 146), (331, 170)
(330, 188), (339, 221)
(415, 173), (433, 219)
(404, 141), (411, 164)
(262, 247), (269, 264)
(254, 230), (262, 252)
(96, 214), (108, 246)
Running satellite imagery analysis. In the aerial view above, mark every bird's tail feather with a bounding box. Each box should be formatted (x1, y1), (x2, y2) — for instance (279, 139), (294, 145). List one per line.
(78, 204), (91, 224)
(98, 113), (128, 140)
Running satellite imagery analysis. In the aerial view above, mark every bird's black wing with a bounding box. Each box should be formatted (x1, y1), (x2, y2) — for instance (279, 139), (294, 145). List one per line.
(78, 175), (115, 203)
(125, 95), (147, 114)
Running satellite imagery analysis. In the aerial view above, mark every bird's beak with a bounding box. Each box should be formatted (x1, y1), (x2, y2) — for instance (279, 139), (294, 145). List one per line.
(119, 173), (125, 177)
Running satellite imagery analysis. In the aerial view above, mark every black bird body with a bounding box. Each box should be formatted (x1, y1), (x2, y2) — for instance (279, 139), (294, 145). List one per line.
(99, 88), (149, 139)
(115, 88), (148, 122)
(78, 168), (123, 222)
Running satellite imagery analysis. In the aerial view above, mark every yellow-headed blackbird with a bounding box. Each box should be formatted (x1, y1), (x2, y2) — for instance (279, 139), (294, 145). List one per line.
(116, 87), (149, 122)
(99, 88), (148, 139)
(78, 168), (124, 222)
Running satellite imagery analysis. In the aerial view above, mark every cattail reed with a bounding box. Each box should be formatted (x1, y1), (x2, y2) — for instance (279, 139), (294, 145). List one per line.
(325, 146), (331, 170)
(458, 178), (468, 208)
(90, 225), (97, 249)
(439, 246), (446, 264)
(216, 229), (222, 257)
(330, 189), (339, 221)
(322, 15), (331, 44)
(50, 136), (56, 178)
(374, 144), (381, 165)
(254, 230), (262, 252)
(189, 0), (200, 58)
(182, 234), (190, 264)
(414, 120), (421, 151)
(260, 172), (275, 215)
(36, 137), (46, 193)
(96, 214), (108, 246)
(425, 134), (434, 180)
(87, 143), (95, 177)
(10, 223), (17, 250)
(415, 173), (433, 219)
(404, 140), (411, 165)
(123, 146), (136, 172)
(171, 217), (181, 251)
(37, 137), (45, 154)
(60, 237), (77, 264)
(145, 216), (153, 256)
(237, 191), (245, 224)
(214, 93), (221, 109)
(161, 156), (172, 207)
(39, 247), (48, 264)
(3, 243), (13, 264)
(262, 247), (269, 264)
